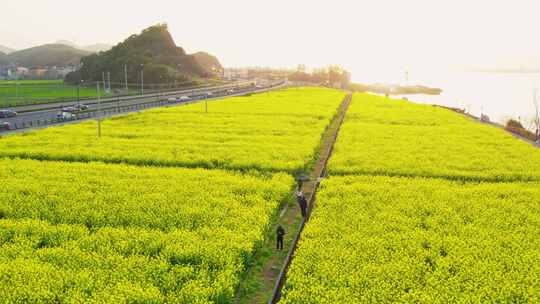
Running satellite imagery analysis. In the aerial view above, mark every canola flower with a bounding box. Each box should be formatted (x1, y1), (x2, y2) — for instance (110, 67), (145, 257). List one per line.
(0, 87), (346, 174)
(0, 159), (294, 302)
(0, 87), (346, 303)
(329, 93), (540, 181)
(281, 94), (540, 304)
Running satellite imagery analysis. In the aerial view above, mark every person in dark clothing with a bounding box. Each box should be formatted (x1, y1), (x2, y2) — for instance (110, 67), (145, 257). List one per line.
(276, 225), (285, 250)
(296, 190), (308, 218)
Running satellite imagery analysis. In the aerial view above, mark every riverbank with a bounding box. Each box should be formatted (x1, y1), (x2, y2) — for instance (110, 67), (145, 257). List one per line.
(435, 104), (540, 148)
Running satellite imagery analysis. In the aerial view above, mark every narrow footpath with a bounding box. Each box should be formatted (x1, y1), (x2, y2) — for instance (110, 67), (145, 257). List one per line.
(235, 92), (353, 304)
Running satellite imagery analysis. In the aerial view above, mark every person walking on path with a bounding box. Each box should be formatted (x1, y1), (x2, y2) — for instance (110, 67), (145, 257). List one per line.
(296, 190), (308, 218)
(276, 225), (285, 251)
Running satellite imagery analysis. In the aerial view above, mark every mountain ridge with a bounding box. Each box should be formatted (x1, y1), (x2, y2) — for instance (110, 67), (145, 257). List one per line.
(0, 45), (16, 54)
(67, 24), (221, 83)
(2, 44), (91, 67)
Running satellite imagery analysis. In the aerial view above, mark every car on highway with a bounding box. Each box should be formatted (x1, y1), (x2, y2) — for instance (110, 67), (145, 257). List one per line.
(56, 111), (77, 122)
(73, 104), (89, 111)
(178, 96), (191, 102)
(167, 97), (177, 103)
(227, 89), (235, 94)
(61, 106), (78, 113)
(0, 110), (17, 118)
(0, 122), (11, 131)
(204, 92), (213, 98)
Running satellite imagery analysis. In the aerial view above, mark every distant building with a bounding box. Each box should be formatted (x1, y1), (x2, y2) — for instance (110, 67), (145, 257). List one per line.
(224, 68), (249, 80)
(0, 67), (7, 80)
(44, 66), (78, 79)
(28, 68), (47, 79)
(0, 65), (78, 80)
(15, 67), (29, 79)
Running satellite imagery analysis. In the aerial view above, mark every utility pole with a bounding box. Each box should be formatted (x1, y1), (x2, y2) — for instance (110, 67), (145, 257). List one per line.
(97, 81), (101, 138)
(140, 64), (144, 95)
(405, 70), (409, 86)
(107, 71), (111, 93)
(157, 76), (162, 102)
(124, 64), (128, 94)
(102, 72), (106, 95)
(176, 63), (181, 88)
(76, 79), (84, 106)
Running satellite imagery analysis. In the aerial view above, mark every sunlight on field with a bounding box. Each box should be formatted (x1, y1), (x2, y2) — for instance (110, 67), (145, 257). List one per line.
(281, 93), (540, 303)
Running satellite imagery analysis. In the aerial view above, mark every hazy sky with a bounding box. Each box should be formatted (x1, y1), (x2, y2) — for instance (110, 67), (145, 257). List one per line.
(2, 0), (539, 81)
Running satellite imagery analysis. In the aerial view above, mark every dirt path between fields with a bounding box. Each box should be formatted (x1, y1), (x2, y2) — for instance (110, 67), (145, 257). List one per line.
(234, 92), (352, 304)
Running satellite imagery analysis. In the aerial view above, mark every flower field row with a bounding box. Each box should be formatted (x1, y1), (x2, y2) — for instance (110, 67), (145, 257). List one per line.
(281, 93), (540, 303)
(0, 88), (346, 302)
(0, 87), (346, 174)
(328, 93), (540, 181)
(281, 176), (540, 303)
(0, 158), (294, 302)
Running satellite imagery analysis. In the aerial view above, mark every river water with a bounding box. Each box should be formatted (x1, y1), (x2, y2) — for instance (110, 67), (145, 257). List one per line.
(356, 70), (540, 129)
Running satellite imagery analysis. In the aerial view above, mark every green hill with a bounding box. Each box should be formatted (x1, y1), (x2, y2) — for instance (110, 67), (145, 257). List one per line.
(67, 24), (219, 84)
(0, 52), (7, 65)
(5, 44), (91, 67)
(192, 52), (223, 76)
(0, 45), (15, 54)
(82, 43), (113, 53)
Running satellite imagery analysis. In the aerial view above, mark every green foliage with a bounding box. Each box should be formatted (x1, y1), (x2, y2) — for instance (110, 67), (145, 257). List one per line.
(505, 119), (538, 141)
(0, 52), (7, 65)
(0, 81), (104, 107)
(67, 24), (210, 84)
(0, 88), (345, 174)
(2, 44), (90, 67)
(0, 80), (63, 85)
(506, 119), (524, 129)
(288, 65), (350, 86)
(192, 52), (224, 76)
